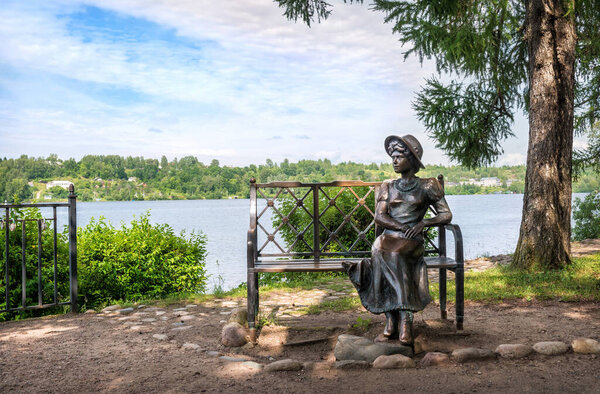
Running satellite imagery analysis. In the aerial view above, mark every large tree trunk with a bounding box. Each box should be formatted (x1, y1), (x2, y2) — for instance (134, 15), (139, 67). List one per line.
(512, 0), (576, 270)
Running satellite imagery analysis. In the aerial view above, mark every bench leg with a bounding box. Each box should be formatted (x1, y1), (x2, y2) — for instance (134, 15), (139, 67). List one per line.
(439, 268), (447, 319)
(455, 266), (464, 330)
(247, 271), (259, 341)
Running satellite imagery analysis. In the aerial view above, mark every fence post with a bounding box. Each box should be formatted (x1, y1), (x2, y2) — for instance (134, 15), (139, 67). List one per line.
(68, 185), (78, 313)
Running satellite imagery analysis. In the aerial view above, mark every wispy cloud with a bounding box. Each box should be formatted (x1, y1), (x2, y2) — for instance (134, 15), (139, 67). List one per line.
(0, 0), (528, 165)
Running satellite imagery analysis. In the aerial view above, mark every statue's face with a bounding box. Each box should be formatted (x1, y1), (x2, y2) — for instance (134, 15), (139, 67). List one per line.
(391, 150), (411, 174)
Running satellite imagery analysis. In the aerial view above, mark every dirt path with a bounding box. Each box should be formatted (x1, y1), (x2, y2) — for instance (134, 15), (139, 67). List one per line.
(1, 241), (599, 393)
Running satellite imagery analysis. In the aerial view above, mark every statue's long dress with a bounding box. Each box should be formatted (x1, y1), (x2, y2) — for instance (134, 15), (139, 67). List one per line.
(347, 177), (451, 314)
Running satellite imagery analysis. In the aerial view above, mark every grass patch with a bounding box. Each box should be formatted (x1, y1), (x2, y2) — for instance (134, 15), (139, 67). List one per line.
(430, 252), (600, 303)
(303, 296), (361, 314)
(88, 253), (600, 314)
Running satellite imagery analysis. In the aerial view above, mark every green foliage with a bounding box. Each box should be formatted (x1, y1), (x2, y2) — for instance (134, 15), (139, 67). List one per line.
(273, 186), (376, 254)
(572, 191), (600, 241)
(1, 155), (597, 203)
(573, 126), (600, 179)
(352, 316), (372, 331)
(0, 208), (71, 321)
(431, 253), (600, 302)
(78, 213), (207, 308)
(275, 1), (600, 169)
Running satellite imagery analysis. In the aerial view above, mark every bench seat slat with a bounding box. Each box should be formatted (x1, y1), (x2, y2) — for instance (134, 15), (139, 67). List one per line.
(252, 256), (458, 273)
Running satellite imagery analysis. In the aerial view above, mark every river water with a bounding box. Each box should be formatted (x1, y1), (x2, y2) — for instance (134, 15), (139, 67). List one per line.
(49, 193), (587, 290)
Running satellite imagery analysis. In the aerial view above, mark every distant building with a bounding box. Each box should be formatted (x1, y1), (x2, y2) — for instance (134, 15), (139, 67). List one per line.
(46, 180), (73, 190)
(479, 177), (502, 187)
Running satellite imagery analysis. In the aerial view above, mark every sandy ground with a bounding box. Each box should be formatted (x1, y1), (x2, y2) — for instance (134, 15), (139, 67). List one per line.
(1, 240), (599, 393)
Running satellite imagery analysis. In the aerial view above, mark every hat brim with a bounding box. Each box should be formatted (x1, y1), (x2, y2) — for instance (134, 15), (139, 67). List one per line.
(384, 135), (425, 169)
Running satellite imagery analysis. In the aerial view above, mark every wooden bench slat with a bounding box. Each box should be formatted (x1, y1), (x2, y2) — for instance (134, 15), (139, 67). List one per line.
(252, 256), (458, 272)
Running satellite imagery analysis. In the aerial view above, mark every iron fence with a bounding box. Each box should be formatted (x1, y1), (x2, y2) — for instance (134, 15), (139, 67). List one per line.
(0, 185), (77, 314)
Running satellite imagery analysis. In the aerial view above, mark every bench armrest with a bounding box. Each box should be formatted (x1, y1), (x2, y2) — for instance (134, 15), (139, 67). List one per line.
(444, 223), (464, 266)
(247, 228), (256, 268)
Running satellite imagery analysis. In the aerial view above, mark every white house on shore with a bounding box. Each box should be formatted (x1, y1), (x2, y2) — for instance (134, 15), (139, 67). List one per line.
(46, 180), (73, 190)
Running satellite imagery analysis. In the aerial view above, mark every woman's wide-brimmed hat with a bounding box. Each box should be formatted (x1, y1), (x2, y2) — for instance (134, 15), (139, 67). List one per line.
(384, 134), (425, 169)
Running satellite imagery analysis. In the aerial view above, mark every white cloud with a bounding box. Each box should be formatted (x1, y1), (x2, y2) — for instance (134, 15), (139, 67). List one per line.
(498, 153), (526, 166)
(0, 0), (529, 166)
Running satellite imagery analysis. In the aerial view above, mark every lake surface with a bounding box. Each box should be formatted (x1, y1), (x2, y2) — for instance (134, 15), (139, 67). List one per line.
(48, 193), (587, 290)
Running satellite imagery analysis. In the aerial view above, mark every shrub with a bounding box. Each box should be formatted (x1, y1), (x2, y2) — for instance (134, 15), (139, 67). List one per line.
(572, 191), (600, 241)
(78, 213), (207, 308)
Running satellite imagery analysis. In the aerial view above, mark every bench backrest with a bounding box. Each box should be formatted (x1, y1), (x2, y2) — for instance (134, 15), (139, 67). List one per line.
(249, 176), (446, 262)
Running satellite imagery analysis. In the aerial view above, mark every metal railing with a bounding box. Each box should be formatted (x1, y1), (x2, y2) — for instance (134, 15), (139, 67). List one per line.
(250, 178), (444, 262)
(1, 185), (77, 314)
(250, 180), (381, 261)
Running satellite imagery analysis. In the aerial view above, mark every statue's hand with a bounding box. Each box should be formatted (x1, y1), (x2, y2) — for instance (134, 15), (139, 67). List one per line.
(405, 221), (425, 239)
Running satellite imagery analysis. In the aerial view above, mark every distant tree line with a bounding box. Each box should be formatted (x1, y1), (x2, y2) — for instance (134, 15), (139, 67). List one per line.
(0, 154), (597, 203)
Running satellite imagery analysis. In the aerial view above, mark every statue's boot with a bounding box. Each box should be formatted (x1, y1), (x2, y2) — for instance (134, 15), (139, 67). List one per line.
(375, 310), (399, 342)
(399, 311), (414, 345)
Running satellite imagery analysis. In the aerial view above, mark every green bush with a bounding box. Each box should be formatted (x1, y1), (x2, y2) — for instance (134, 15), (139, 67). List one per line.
(78, 213), (207, 308)
(572, 191), (600, 241)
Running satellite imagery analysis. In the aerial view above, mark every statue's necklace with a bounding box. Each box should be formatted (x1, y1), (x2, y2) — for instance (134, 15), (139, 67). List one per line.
(395, 178), (419, 193)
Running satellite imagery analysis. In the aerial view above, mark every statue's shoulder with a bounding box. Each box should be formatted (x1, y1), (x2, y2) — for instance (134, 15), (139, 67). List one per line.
(421, 177), (444, 199)
(381, 179), (393, 187)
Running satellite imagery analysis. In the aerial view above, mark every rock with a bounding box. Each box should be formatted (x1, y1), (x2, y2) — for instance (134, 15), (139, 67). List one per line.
(334, 334), (413, 363)
(152, 334), (168, 341)
(264, 359), (303, 372)
(170, 326), (192, 332)
(185, 304), (198, 308)
(219, 356), (248, 362)
(145, 307), (162, 312)
(101, 305), (120, 313)
(141, 318), (157, 323)
(174, 311), (190, 316)
(533, 341), (570, 355)
(571, 338), (600, 354)
(172, 322), (185, 327)
(302, 362), (315, 371)
(84, 309), (96, 314)
(334, 360), (370, 370)
(373, 354), (416, 369)
(495, 344), (533, 358)
(206, 351), (220, 357)
(421, 352), (450, 366)
(221, 322), (248, 347)
(241, 361), (263, 370)
(173, 307), (188, 312)
(137, 304), (146, 309)
(228, 307), (248, 326)
(182, 343), (200, 350)
(178, 315), (196, 322)
(452, 348), (495, 363)
(116, 307), (134, 315)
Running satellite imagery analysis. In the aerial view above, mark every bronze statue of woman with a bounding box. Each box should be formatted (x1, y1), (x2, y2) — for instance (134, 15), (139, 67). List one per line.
(345, 135), (452, 344)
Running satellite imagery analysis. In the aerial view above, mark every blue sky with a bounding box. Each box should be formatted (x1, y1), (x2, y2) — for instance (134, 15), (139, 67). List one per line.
(1, 0), (580, 167)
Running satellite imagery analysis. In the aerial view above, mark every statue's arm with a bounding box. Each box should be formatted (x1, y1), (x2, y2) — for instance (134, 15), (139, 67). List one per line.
(424, 197), (452, 226)
(405, 200), (452, 239)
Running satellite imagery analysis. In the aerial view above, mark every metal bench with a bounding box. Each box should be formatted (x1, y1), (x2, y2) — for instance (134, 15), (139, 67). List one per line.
(246, 176), (464, 339)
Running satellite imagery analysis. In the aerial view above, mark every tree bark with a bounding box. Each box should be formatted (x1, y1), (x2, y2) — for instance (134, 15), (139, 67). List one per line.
(512, 0), (576, 270)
